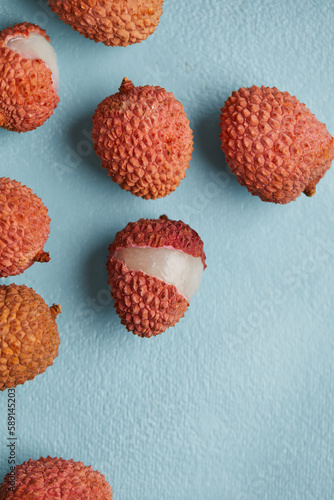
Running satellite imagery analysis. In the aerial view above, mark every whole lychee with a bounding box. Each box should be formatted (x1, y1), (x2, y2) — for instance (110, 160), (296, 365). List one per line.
(0, 178), (51, 278)
(0, 284), (60, 390)
(219, 86), (334, 203)
(107, 216), (206, 338)
(92, 78), (193, 199)
(47, 0), (164, 47)
(0, 456), (112, 499)
(0, 22), (59, 132)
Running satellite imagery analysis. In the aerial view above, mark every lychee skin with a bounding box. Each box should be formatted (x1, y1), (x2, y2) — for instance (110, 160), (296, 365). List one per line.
(0, 456), (113, 499)
(0, 284), (61, 390)
(219, 86), (334, 204)
(47, 0), (163, 47)
(92, 78), (193, 199)
(0, 23), (59, 132)
(0, 178), (51, 278)
(107, 217), (206, 338)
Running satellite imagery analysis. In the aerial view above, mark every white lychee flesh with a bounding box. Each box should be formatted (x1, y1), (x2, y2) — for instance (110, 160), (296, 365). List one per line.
(115, 247), (204, 301)
(6, 33), (59, 90)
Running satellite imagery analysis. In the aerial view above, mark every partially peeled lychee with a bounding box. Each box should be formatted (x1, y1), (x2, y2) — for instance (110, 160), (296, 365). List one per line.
(47, 0), (164, 47)
(92, 78), (194, 199)
(107, 216), (206, 337)
(219, 86), (334, 203)
(0, 178), (51, 277)
(0, 22), (59, 132)
(0, 284), (61, 390)
(0, 456), (112, 499)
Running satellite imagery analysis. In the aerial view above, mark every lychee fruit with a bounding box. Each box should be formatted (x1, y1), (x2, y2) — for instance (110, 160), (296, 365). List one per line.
(0, 284), (61, 390)
(0, 22), (59, 132)
(0, 456), (112, 499)
(0, 178), (51, 278)
(47, 0), (164, 47)
(107, 216), (206, 338)
(92, 78), (193, 199)
(219, 86), (334, 203)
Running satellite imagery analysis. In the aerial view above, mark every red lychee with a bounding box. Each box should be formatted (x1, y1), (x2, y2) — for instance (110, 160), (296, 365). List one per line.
(0, 178), (51, 278)
(0, 22), (59, 132)
(92, 78), (194, 199)
(107, 216), (206, 338)
(219, 86), (334, 203)
(47, 0), (164, 47)
(0, 284), (61, 390)
(0, 456), (112, 499)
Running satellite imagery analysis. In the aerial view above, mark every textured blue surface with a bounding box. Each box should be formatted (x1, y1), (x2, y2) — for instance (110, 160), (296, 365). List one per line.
(1, 0), (334, 498)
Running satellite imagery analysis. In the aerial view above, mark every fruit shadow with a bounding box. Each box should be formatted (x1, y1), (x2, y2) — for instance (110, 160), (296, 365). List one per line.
(83, 236), (122, 337)
(68, 110), (108, 181)
(194, 110), (241, 193)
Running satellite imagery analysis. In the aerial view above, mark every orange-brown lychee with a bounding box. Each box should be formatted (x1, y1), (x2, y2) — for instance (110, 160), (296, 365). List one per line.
(0, 284), (61, 390)
(47, 0), (164, 47)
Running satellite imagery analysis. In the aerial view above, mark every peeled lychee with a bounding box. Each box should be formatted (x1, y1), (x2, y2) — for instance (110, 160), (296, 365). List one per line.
(0, 178), (51, 278)
(0, 22), (59, 132)
(92, 78), (193, 199)
(47, 0), (163, 47)
(219, 86), (334, 203)
(0, 456), (112, 499)
(0, 284), (60, 390)
(107, 216), (206, 338)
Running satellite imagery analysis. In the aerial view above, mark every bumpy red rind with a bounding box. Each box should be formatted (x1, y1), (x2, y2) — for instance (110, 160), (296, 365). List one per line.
(0, 178), (50, 277)
(0, 284), (60, 390)
(0, 456), (113, 499)
(107, 217), (206, 337)
(0, 22), (59, 132)
(47, 0), (163, 47)
(219, 86), (334, 204)
(109, 217), (206, 266)
(92, 78), (193, 199)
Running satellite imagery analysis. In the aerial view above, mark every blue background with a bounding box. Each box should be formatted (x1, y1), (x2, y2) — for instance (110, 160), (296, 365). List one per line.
(1, 1), (334, 498)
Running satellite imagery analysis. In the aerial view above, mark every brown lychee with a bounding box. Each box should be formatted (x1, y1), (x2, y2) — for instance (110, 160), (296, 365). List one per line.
(0, 284), (60, 390)
(219, 86), (334, 203)
(0, 22), (59, 132)
(47, 0), (164, 47)
(92, 78), (194, 199)
(107, 216), (206, 338)
(0, 456), (112, 499)
(0, 178), (51, 278)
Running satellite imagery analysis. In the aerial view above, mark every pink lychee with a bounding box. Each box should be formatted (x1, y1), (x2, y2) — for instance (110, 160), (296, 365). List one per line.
(107, 215), (206, 338)
(92, 77), (194, 199)
(219, 86), (334, 203)
(0, 22), (59, 132)
(0, 456), (112, 499)
(0, 177), (51, 277)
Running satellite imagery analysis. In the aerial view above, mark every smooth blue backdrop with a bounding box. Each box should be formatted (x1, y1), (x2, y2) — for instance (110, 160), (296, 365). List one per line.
(1, 1), (334, 498)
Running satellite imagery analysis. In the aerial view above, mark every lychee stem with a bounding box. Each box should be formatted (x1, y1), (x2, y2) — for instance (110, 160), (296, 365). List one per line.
(33, 250), (50, 263)
(119, 77), (134, 93)
(159, 215), (169, 221)
(50, 304), (61, 318)
(304, 185), (316, 197)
